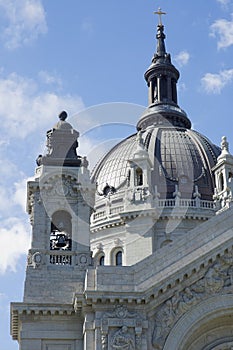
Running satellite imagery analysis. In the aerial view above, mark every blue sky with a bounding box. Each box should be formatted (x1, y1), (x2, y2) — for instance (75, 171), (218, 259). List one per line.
(1, 0), (233, 348)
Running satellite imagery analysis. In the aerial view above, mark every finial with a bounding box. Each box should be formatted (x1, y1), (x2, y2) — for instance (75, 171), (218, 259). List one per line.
(221, 136), (229, 152)
(154, 7), (166, 26)
(58, 110), (68, 121)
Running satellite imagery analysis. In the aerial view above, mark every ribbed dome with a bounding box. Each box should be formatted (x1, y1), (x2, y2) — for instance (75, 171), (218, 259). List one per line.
(92, 125), (220, 202)
(92, 21), (221, 202)
(89, 19), (224, 267)
(90, 20), (222, 236)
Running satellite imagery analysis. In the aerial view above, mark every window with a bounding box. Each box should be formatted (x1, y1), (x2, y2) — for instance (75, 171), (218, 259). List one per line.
(116, 251), (122, 266)
(135, 167), (143, 186)
(99, 255), (105, 266)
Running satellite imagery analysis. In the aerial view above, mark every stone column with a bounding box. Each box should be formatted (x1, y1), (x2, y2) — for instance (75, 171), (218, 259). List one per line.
(157, 76), (161, 102)
(83, 314), (95, 350)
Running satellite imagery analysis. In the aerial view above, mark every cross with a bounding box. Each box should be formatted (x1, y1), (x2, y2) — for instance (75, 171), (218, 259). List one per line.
(154, 7), (166, 25)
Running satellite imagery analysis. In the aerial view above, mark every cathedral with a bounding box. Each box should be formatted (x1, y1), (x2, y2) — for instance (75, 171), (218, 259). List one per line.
(11, 11), (233, 350)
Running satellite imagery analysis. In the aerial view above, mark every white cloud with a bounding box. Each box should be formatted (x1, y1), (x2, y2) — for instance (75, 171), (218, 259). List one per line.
(0, 170), (33, 275)
(174, 50), (190, 67)
(0, 186), (14, 217)
(13, 177), (34, 212)
(0, 157), (18, 181)
(210, 17), (233, 49)
(216, 0), (230, 6)
(0, 218), (30, 274)
(0, 0), (47, 49)
(38, 71), (62, 88)
(0, 72), (84, 139)
(201, 69), (233, 94)
(0, 178), (28, 219)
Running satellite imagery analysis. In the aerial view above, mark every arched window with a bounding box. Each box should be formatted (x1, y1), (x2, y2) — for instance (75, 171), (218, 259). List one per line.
(50, 210), (72, 251)
(99, 255), (105, 266)
(116, 251), (122, 266)
(135, 167), (143, 186)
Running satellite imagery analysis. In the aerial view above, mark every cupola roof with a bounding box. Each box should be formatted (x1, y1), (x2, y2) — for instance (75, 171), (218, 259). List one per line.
(91, 10), (220, 226)
(137, 10), (191, 130)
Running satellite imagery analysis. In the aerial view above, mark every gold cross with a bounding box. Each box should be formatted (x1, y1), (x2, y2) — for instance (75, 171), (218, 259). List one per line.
(154, 7), (166, 25)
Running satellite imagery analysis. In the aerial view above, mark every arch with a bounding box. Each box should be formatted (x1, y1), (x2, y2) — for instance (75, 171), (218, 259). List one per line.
(111, 248), (123, 266)
(163, 295), (233, 350)
(116, 251), (123, 266)
(94, 249), (105, 266)
(99, 255), (105, 266)
(50, 210), (72, 250)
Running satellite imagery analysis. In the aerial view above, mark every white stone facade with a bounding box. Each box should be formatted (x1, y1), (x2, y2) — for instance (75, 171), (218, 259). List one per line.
(11, 143), (233, 349)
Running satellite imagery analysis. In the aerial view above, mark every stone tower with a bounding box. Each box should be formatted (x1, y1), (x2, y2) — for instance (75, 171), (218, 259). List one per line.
(11, 111), (95, 349)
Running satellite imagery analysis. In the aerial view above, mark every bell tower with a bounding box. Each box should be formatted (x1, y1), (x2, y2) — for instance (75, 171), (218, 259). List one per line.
(11, 112), (95, 350)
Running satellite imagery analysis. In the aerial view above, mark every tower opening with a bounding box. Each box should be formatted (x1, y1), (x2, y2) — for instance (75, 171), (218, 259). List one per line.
(135, 167), (143, 186)
(50, 210), (72, 251)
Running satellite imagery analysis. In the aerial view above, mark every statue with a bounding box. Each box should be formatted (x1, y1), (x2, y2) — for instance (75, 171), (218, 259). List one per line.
(111, 326), (135, 350)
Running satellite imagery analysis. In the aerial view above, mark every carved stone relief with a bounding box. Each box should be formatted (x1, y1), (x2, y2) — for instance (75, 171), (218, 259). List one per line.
(40, 176), (79, 199)
(111, 326), (135, 349)
(100, 305), (146, 350)
(126, 187), (150, 203)
(152, 252), (233, 349)
(28, 191), (41, 225)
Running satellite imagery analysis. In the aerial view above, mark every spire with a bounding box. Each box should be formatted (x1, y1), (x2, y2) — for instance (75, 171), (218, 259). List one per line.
(153, 8), (167, 59)
(137, 9), (191, 131)
(155, 23), (167, 59)
(145, 8), (179, 105)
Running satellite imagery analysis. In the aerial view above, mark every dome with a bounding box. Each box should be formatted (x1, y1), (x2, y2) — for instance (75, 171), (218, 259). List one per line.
(92, 125), (220, 202)
(90, 22), (221, 264)
(91, 21), (221, 206)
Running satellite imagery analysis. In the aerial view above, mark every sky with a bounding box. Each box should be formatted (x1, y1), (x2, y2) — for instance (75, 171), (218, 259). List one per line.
(1, 0), (233, 348)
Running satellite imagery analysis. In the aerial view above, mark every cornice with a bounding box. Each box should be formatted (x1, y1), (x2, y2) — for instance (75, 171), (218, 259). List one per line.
(11, 303), (75, 341)
(85, 207), (233, 308)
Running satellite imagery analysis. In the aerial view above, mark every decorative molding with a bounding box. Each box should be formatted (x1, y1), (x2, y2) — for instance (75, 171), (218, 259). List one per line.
(152, 251), (233, 349)
(99, 305), (147, 350)
(40, 176), (79, 199)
